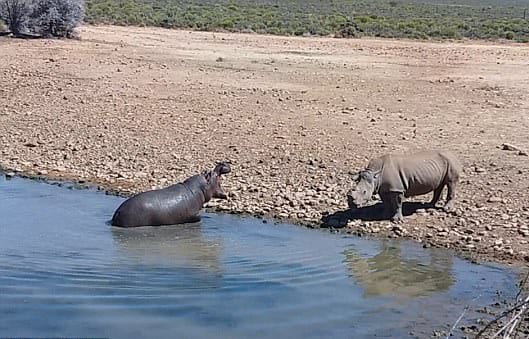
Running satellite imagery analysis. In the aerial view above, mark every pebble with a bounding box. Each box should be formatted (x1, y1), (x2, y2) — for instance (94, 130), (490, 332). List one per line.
(487, 196), (502, 203)
(501, 143), (521, 151)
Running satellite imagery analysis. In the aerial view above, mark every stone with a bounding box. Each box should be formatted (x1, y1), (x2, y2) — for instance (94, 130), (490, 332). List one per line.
(501, 143), (521, 151)
(487, 196), (502, 203)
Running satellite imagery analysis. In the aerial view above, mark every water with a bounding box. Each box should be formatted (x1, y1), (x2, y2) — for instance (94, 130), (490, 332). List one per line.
(0, 174), (520, 338)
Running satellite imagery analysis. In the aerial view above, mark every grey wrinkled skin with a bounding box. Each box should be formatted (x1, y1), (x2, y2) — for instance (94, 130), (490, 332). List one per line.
(347, 150), (462, 222)
(111, 162), (231, 227)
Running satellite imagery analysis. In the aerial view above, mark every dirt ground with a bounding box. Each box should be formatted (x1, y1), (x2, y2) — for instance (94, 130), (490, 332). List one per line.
(1, 25), (529, 268)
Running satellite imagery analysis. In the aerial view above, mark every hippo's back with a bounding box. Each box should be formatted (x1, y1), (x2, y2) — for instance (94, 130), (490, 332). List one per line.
(111, 183), (201, 227)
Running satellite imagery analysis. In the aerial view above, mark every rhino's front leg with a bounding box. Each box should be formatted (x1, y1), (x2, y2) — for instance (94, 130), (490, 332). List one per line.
(380, 192), (404, 222)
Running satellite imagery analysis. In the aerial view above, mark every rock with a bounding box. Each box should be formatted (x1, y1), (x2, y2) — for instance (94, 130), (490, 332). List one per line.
(487, 196), (502, 203)
(501, 143), (521, 151)
(456, 217), (467, 226)
(519, 150), (528, 156)
(392, 225), (404, 233)
(474, 167), (486, 173)
(5, 171), (15, 178)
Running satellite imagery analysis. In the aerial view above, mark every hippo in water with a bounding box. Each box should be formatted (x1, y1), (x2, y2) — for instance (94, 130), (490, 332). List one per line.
(347, 150), (462, 222)
(111, 162), (231, 227)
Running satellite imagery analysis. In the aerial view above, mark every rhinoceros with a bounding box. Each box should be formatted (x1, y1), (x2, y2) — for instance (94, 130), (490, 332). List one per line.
(346, 150), (462, 222)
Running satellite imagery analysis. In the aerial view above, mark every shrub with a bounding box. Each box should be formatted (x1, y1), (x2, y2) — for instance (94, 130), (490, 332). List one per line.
(29, 0), (84, 37)
(0, 0), (30, 34)
(0, 0), (83, 37)
(335, 17), (361, 38)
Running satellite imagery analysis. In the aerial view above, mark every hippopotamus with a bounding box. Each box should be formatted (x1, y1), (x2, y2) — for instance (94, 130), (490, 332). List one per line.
(111, 162), (231, 227)
(347, 150), (462, 222)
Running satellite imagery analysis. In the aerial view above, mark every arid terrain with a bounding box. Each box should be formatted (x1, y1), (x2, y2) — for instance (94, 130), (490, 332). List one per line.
(1, 25), (529, 267)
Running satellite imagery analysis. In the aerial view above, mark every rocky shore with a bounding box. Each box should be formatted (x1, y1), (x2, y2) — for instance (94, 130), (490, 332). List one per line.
(1, 26), (529, 267)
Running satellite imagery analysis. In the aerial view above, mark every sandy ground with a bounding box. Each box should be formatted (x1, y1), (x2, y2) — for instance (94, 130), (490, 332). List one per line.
(1, 25), (529, 268)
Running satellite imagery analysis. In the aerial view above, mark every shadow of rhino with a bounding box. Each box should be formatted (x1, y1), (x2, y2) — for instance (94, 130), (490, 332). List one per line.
(321, 201), (433, 228)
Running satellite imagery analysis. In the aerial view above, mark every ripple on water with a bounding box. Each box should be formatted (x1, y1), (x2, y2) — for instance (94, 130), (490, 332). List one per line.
(0, 174), (521, 339)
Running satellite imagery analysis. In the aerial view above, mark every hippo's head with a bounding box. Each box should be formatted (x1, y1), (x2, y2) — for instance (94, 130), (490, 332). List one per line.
(203, 162), (231, 200)
(346, 170), (381, 208)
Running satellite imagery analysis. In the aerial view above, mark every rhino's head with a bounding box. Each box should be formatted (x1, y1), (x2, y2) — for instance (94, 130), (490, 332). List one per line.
(346, 170), (381, 209)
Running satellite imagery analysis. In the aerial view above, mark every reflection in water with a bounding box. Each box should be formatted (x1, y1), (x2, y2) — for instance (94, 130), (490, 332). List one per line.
(344, 241), (454, 298)
(111, 223), (223, 274)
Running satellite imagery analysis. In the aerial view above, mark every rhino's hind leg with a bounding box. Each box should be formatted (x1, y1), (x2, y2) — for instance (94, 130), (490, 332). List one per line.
(443, 181), (457, 212)
(429, 185), (445, 208)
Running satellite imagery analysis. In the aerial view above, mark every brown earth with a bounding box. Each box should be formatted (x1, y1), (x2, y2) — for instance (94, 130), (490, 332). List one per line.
(1, 25), (529, 268)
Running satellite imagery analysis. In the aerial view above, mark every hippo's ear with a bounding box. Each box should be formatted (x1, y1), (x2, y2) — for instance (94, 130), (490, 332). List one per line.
(215, 162), (231, 175)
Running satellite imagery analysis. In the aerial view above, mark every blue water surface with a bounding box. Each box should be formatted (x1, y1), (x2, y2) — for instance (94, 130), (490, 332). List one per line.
(0, 174), (519, 338)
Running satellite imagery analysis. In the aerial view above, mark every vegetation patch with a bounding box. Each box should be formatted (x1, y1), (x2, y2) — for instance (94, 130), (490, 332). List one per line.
(84, 0), (529, 41)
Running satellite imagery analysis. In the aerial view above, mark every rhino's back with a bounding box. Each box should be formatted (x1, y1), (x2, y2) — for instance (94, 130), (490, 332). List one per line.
(375, 150), (460, 197)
